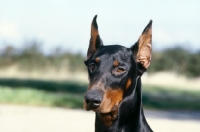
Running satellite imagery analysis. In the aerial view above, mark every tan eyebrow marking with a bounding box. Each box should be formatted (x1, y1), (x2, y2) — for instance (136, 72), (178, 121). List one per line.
(95, 57), (100, 62)
(113, 60), (119, 67)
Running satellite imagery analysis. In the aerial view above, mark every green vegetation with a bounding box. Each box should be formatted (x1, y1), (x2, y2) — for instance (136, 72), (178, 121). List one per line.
(0, 40), (86, 72)
(0, 79), (200, 110)
(0, 78), (87, 108)
(0, 86), (84, 108)
(0, 78), (87, 93)
(143, 85), (200, 110)
(149, 47), (200, 77)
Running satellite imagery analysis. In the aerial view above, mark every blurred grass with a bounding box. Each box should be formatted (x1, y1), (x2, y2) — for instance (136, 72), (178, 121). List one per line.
(143, 85), (200, 110)
(0, 78), (200, 111)
(0, 86), (84, 108)
(0, 78), (87, 93)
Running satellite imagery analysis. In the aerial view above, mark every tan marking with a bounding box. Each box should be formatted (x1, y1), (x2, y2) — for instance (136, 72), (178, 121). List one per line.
(95, 57), (100, 63)
(125, 78), (132, 90)
(113, 60), (119, 67)
(98, 89), (123, 114)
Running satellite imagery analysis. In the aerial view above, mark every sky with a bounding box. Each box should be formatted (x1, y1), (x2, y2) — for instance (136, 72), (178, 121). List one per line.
(0, 0), (200, 55)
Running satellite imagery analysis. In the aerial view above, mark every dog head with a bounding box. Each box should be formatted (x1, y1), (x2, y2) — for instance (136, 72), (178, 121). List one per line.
(84, 15), (152, 115)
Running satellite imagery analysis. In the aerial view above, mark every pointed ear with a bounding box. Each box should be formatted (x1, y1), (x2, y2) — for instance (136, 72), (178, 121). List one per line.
(131, 20), (152, 73)
(87, 15), (103, 59)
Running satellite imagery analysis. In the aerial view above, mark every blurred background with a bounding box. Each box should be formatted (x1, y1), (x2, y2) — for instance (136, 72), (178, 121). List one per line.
(0, 0), (200, 132)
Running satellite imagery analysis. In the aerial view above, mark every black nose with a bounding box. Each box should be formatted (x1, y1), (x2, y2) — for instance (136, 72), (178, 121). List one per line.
(84, 90), (102, 110)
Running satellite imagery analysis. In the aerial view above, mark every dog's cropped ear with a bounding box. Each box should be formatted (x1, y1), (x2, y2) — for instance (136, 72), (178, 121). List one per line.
(131, 20), (152, 74)
(87, 15), (103, 60)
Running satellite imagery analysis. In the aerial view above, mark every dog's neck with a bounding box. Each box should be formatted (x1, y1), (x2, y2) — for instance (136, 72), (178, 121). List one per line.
(94, 77), (152, 132)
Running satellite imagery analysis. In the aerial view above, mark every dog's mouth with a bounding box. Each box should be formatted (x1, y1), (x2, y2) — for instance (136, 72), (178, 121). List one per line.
(92, 104), (119, 115)
(84, 99), (120, 126)
(96, 106), (119, 126)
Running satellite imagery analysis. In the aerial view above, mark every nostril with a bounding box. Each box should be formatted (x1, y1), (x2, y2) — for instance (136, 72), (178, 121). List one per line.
(85, 97), (101, 109)
(85, 98), (101, 105)
(93, 100), (101, 105)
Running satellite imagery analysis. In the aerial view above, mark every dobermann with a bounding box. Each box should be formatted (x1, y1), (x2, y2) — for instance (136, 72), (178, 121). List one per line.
(84, 15), (153, 132)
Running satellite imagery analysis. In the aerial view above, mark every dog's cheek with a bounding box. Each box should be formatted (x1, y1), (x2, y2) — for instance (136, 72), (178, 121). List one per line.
(108, 89), (123, 109)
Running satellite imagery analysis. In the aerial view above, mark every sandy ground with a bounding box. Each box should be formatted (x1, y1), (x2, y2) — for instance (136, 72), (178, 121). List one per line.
(0, 105), (200, 132)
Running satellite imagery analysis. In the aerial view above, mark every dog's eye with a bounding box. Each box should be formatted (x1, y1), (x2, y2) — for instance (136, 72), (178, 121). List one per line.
(117, 67), (125, 73)
(112, 66), (126, 76)
(89, 63), (95, 71)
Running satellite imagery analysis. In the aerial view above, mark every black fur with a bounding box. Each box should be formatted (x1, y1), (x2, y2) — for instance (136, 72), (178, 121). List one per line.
(84, 16), (153, 132)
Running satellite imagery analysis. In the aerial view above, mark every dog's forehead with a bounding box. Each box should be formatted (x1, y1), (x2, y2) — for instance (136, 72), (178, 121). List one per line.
(93, 45), (132, 61)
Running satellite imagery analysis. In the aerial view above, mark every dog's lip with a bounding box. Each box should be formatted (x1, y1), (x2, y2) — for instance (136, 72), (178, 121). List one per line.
(111, 105), (118, 111)
(96, 109), (119, 121)
(93, 105), (118, 114)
